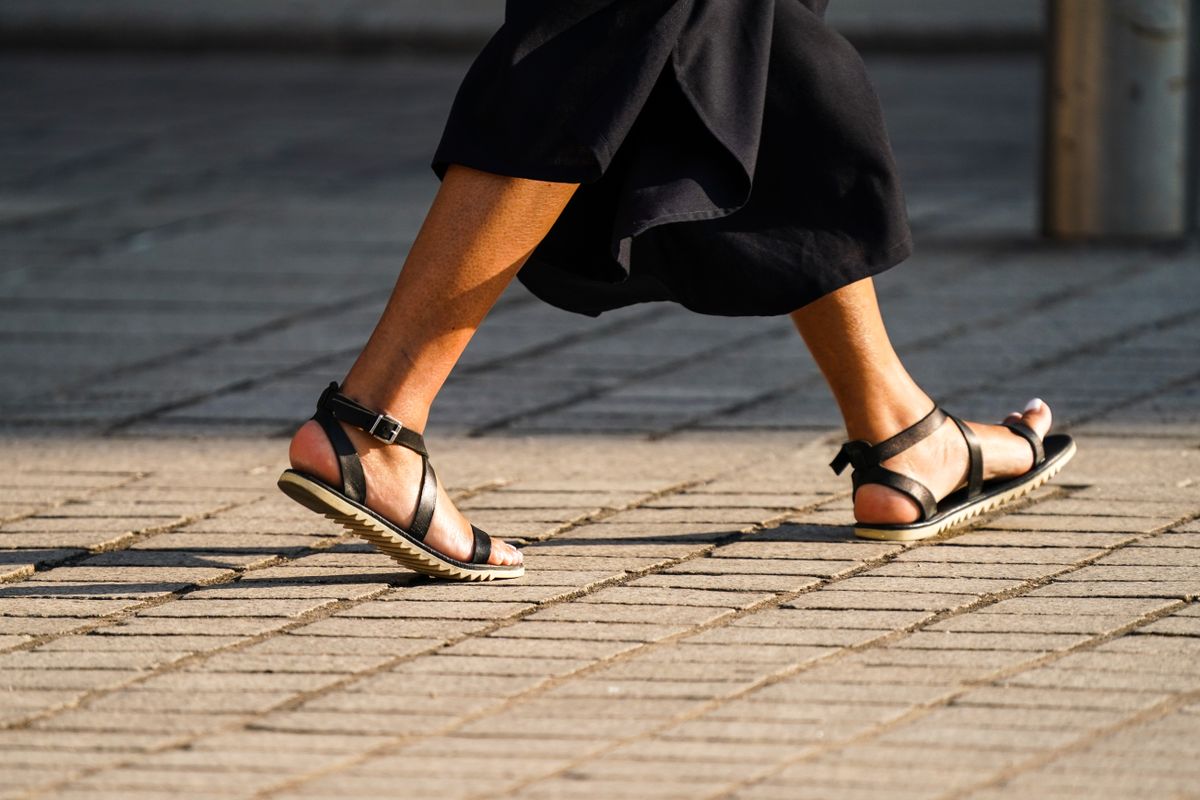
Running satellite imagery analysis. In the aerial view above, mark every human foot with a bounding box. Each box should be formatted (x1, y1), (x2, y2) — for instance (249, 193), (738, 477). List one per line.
(852, 398), (1052, 525)
(284, 392), (522, 573)
(834, 398), (1074, 542)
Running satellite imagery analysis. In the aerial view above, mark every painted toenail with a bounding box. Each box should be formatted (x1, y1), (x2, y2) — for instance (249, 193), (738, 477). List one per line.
(1024, 398), (1045, 413)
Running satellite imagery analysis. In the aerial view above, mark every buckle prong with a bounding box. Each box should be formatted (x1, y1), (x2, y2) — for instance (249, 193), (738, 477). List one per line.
(368, 413), (402, 444)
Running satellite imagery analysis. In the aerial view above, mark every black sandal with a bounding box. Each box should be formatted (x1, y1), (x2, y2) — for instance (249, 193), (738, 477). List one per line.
(277, 382), (523, 581)
(830, 406), (1076, 541)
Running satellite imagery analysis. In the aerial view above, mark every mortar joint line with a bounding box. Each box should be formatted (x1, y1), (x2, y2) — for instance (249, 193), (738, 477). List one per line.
(0, 469), (146, 531)
(13, 469), (747, 797)
(699, 515), (1200, 799)
(255, 485), (1076, 799)
(493, 491), (1200, 799)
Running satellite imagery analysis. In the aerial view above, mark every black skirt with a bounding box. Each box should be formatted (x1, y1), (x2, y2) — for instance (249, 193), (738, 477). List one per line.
(432, 0), (912, 317)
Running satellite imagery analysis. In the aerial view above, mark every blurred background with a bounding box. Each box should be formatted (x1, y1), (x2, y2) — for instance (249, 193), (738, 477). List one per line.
(0, 0), (1047, 52)
(0, 0), (1196, 439)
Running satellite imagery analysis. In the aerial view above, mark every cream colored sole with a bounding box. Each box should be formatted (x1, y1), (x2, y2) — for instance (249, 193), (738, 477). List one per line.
(277, 470), (524, 582)
(854, 439), (1076, 542)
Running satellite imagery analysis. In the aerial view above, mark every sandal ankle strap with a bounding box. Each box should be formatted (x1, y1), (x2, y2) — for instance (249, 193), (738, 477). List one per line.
(830, 406), (946, 475)
(829, 404), (995, 524)
(317, 382), (429, 457)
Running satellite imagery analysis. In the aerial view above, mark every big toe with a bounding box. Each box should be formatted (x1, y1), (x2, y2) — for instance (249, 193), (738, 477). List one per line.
(1019, 398), (1053, 438)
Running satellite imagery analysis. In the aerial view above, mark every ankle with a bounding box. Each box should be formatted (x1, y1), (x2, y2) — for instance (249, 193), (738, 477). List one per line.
(337, 379), (432, 434)
(842, 388), (934, 444)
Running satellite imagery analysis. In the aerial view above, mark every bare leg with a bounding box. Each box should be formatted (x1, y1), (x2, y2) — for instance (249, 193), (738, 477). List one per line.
(289, 164), (578, 566)
(790, 277), (1052, 524)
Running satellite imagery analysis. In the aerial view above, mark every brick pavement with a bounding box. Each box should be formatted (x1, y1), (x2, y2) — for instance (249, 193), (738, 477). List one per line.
(2, 51), (1199, 800)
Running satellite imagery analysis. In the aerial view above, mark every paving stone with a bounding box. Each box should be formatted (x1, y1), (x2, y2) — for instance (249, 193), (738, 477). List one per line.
(782, 590), (975, 612)
(103, 617), (292, 637)
(0, 649), (190, 671)
(545, 678), (751, 700)
(891, 546), (1104, 564)
(926, 613), (1132, 635)
(379, 584), (574, 603)
(956, 686), (1170, 711)
(242, 634), (440, 657)
(1139, 616), (1200, 636)
(951, 531), (1134, 548)
(520, 778), (708, 799)
(0, 598), (145, 617)
(1049, 648), (1200, 674)
(919, 704), (1124, 731)
(661, 717), (835, 745)
(1026, 578), (1200, 598)
(871, 561), (1054, 579)
(715, 540), (898, 563)
(854, 647), (1021, 670)
(21, 566), (232, 585)
(976, 598), (1177, 617)
(0, 668), (141, 691)
(986, 514), (1168, 533)
(1001, 667), (1200, 693)
(1101, 546), (1200, 566)
(0, 633), (35, 649)
(596, 656), (782, 683)
(499, 621), (690, 642)
(88, 688), (292, 714)
(191, 729), (392, 754)
(253, 709), (452, 736)
(605, 738), (803, 764)
(65, 766), (282, 793)
(894, 630), (1091, 652)
(833, 575), (1027, 594)
(874, 722), (1081, 750)
(396, 654), (591, 677)
(135, 670), (339, 694)
(644, 642), (834, 665)
(631, 571), (825, 592)
(518, 554), (670, 572)
(688, 625), (891, 647)
(33, 709), (253, 734)
(294, 617), (484, 639)
(1101, 633), (1200, 655)
(284, 773), (507, 798)
(357, 671), (548, 698)
(526, 602), (729, 625)
(443, 636), (636, 660)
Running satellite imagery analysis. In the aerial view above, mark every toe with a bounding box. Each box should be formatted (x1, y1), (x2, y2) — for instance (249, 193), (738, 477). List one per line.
(491, 539), (523, 567)
(1019, 398), (1053, 438)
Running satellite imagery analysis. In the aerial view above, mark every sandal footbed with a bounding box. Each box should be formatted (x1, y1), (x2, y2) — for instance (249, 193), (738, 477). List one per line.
(277, 469), (523, 581)
(854, 434), (1076, 542)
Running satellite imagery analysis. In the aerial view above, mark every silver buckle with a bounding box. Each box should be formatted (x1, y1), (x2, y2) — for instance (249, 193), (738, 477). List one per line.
(368, 413), (402, 444)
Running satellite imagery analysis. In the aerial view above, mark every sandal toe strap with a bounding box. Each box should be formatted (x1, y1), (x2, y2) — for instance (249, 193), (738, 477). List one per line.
(947, 413), (983, 498)
(1003, 420), (1045, 466)
(854, 466), (938, 521)
(408, 459), (437, 542)
(470, 526), (492, 565)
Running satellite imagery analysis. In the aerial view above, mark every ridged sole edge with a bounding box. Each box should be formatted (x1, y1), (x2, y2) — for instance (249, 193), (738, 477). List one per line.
(854, 439), (1077, 542)
(277, 471), (524, 582)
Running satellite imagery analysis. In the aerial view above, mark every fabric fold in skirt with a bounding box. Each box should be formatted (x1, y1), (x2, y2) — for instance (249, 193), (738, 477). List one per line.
(432, 0), (912, 317)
